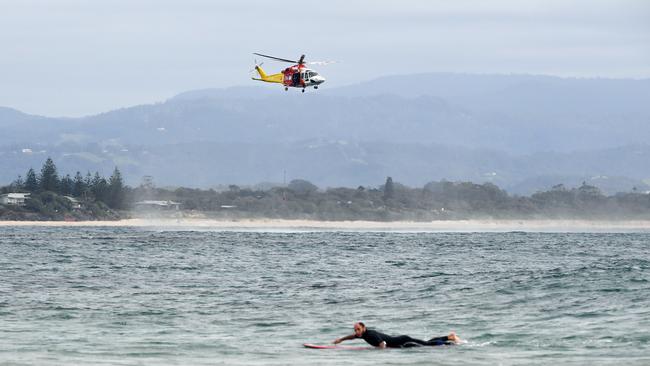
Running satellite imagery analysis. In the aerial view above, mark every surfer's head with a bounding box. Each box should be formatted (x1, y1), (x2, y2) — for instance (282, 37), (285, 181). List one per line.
(353, 322), (366, 337)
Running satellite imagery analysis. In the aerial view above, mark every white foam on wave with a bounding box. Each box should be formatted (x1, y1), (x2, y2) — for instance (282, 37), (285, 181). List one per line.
(2, 218), (650, 233)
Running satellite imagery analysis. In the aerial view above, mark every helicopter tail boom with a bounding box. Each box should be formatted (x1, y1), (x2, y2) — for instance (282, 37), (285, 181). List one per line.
(252, 65), (283, 83)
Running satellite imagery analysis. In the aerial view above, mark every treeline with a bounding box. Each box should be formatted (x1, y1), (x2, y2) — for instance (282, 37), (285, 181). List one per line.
(6, 157), (126, 209)
(135, 177), (650, 220)
(1, 158), (125, 220)
(3, 158), (650, 221)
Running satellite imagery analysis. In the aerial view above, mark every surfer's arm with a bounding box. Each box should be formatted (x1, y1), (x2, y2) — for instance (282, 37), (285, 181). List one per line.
(333, 334), (356, 344)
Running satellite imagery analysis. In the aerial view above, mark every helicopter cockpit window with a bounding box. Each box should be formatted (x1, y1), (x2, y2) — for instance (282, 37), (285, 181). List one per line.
(311, 72), (318, 77)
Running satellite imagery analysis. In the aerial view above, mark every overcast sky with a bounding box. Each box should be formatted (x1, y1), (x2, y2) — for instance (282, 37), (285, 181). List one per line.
(1, 0), (648, 117)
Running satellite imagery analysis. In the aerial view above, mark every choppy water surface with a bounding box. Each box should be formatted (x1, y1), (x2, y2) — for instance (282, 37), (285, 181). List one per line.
(1, 227), (649, 365)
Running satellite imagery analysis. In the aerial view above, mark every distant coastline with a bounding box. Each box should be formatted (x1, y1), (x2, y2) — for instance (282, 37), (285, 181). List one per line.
(2, 218), (650, 232)
(3, 158), (649, 223)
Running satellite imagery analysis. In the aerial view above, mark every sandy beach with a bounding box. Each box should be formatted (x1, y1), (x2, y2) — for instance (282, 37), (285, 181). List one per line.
(1, 218), (650, 232)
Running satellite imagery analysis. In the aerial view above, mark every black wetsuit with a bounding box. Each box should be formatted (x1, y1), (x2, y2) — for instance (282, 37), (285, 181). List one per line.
(358, 329), (453, 348)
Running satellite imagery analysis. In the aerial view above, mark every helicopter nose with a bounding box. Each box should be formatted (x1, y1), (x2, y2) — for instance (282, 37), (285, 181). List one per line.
(313, 75), (326, 84)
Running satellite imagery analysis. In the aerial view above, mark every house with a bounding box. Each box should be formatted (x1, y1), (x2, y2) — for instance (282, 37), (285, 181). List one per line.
(63, 196), (82, 209)
(134, 200), (181, 210)
(0, 193), (31, 206)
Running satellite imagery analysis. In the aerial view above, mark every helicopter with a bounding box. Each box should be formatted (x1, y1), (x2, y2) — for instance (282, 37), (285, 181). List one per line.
(251, 53), (327, 93)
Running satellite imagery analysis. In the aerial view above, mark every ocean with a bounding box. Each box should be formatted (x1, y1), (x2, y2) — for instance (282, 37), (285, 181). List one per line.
(1, 227), (649, 365)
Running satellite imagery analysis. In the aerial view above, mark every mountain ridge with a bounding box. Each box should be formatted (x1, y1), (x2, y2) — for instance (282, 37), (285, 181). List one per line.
(2, 72), (649, 193)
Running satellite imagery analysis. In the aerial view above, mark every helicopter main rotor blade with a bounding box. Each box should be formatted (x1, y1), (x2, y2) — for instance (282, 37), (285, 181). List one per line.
(253, 53), (297, 64)
(308, 60), (337, 66)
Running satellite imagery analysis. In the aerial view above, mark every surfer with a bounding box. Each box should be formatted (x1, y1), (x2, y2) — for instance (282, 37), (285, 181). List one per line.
(333, 322), (460, 348)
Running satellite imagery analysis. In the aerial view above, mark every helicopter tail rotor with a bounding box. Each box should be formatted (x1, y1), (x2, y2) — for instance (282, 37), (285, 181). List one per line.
(249, 59), (264, 73)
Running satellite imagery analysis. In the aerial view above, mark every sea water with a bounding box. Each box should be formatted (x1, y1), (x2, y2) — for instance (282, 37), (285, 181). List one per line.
(1, 227), (649, 365)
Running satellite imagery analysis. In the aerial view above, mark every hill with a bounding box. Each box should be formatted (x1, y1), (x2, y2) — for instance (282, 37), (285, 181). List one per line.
(1, 73), (649, 194)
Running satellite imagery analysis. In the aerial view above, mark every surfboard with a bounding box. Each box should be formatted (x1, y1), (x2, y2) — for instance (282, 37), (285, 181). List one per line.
(303, 343), (374, 350)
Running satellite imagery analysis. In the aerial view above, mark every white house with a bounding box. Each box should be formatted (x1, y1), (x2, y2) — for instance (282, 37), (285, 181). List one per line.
(134, 200), (181, 210)
(0, 193), (31, 206)
(63, 196), (82, 209)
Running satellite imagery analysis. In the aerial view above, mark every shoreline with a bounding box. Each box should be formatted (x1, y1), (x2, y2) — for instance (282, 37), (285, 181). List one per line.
(1, 218), (650, 232)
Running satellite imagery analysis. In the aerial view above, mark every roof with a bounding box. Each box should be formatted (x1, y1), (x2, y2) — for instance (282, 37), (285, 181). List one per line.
(134, 200), (180, 206)
(1, 193), (31, 199)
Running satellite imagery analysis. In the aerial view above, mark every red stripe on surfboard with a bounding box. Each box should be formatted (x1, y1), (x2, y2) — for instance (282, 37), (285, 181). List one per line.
(303, 343), (373, 350)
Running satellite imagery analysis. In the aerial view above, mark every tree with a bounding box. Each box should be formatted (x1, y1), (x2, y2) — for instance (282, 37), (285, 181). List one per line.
(60, 174), (74, 196)
(40, 157), (59, 192)
(288, 179), (318, 196)
(24, 168), (39, 192)
(84, 172), (93, 188)
(551, 184), (566, 191)
(91, 172), (109, 203)
(73, 171), (85, 197)
(383, 176), (394, 200)
(11, 175), (24, 191)
(577, 181), (603, 198)
(108, 167), (125, 209)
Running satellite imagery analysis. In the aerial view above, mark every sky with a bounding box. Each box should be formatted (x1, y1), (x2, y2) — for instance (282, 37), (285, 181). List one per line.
(1, 0), (648, 117)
